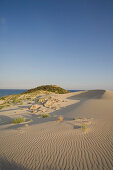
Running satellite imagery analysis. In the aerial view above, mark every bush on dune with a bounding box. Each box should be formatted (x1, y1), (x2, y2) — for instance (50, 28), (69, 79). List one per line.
(41, 114), (50, 118)
(12, 118), (26, 124)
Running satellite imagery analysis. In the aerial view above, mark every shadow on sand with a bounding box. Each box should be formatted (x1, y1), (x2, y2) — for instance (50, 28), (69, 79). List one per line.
(0, 115), (13, 125)
(0, 157), (28, 170)
(68, 90), (105, 100)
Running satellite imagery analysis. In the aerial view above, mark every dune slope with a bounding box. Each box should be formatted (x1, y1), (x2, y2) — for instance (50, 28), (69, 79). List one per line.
(0, 90), (113, 170)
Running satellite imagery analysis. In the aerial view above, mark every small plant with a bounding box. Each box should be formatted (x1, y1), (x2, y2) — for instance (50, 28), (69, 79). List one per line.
(28, 102), (32, 104)
(25, 124), (29, 127)
(26, 97), (31, 100)
(41, 114), (50, 118)
(13, 118), (26, 124)
(81, 124), (87, 131)
(0, 105), (4, 110)
(18, 102), (23, 105)
(53, 115), (57, 117)
(54, 106), (58, 110)
(0, 104), (10, 109)
(42, 109), (46, 113)
(13, 98), (17, 105)
(73, 117), (79, 120)
(37, 98), (46, 104)
(0, 96), (6, 100)
(33, 110), (37, 113)
(57, 116), (63, 122)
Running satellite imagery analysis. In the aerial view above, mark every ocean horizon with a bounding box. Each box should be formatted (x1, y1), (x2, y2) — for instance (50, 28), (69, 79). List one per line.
(0, 89), (84, 98)
(0, 89), (27, 97)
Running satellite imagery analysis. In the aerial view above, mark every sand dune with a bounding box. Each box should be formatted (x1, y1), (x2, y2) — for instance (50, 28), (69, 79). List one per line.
(0, 90), (113, 169)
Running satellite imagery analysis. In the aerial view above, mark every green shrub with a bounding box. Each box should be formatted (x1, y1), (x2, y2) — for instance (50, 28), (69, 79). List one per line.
(0, 104), (10, 109)
(0, 96), (6, 100)
(13, 118), (26, 124)
(73, 117), (79, 120)
(28, 102), (32, 104)
(81, 124), (87, 130)
(54, 106), (58, 110)
(26, 97), (31, 100)
(0, 105), (4, 110)
(41, 114), (50, 118)
(13, 98), (17, 104)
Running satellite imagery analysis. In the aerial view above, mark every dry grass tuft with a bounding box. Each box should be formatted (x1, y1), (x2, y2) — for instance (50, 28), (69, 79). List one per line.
(25, 124), (29, 127)
(57, 115), (63, 122)
(33, 110), (37, 113)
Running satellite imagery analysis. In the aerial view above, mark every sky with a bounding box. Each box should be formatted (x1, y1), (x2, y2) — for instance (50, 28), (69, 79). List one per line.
(0, 0), (113, 90)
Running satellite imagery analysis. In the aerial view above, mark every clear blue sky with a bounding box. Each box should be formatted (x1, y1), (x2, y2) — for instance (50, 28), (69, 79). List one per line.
(0, 0), (113, 90)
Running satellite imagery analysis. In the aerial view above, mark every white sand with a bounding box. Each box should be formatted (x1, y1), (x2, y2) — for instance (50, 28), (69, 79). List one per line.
(0, 90), (113, 169)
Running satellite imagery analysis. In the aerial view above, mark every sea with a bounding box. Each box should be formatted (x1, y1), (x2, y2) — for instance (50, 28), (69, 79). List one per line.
(0, 89), (84, 98)
(0, 89), (27, 98)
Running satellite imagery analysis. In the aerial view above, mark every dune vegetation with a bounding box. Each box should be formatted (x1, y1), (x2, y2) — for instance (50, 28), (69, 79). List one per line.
(41, 114), (50, 118)
(0, 85), (69, 110)
(23, 85), (69, 94)
(12, 118), (26, 124)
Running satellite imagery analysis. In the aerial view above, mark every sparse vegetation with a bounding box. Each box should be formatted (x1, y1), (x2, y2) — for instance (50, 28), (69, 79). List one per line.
(0, 85), (69, 110)
(0, 105), (5, 110)
(12, 118), (26, 124)
(0, 96), (6, 100)
(26, 97), (31, 100)
(81, 124), (87, 131)
(41, 114), (50, 118)
(54, 106), (58, 110)
(73, 117), (79, 120)
(37, 97), (46, 104)
(28, 102), (32, 104)
(30, 104), (40, 110)
(33, 110), (37, 113)
(0, 104), (11, 109)
(13, 97), (18, 105)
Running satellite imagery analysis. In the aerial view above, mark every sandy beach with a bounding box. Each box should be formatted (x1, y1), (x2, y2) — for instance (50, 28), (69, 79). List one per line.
(0, 90), (113, 170)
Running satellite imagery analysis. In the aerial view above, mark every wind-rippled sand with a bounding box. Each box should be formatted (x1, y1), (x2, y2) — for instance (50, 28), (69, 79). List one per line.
(0, 90), (113, 170)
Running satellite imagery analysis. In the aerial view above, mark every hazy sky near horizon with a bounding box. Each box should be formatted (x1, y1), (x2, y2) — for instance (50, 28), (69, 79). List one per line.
(0, 0), (113, 90)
